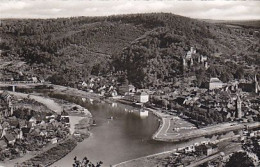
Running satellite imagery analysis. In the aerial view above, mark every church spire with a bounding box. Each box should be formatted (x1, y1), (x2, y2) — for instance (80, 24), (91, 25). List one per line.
(236, 93), (242, 119)
(255, 74), (259, 94)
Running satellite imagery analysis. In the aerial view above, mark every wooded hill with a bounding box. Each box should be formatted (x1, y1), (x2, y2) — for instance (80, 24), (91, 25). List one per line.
(1, 13), (259, 87)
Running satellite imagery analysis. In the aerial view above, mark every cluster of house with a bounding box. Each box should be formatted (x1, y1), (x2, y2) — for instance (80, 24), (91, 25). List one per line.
(169, 74), (260, 126)
(209, 75), (259, 117)
(0, 98), (70, 160)
(119, 84), (150, 103)
(79, 77), (151, 104)
(183, 47), (209, 70)
(209, 75), (259, 94)
(0, 91), (14, 120)
(169, 127), (260, 166)
(0, 75), (44, 83)
(167, 142), (219, 166)
(80, 77), (118, 97)
(183, 142), (218, 156)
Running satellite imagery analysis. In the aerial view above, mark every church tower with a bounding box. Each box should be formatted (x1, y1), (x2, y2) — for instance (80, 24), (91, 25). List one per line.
(255, 75), (259, 94)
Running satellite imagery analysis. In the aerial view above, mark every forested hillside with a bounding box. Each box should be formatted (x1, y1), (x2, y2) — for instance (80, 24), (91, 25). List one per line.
(1, 13), (259, 87)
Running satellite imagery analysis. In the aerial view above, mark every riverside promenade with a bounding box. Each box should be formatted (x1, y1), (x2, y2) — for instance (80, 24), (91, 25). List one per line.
(149, 107), (260, 142)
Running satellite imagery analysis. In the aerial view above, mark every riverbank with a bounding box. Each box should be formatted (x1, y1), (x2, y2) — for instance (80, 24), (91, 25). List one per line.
(50, 84), (101, 101)
(154, 119), (260, 142)
(49, 97), (93, 134)
(112, 106), (260, 166)
(21, 138), (77, 167)
(9, 91), (63, 114)
(147, 105), (260, 142)
(147, 107), (197, 142)
(113, 149), (178, 167)
(26, 93), (93, 165)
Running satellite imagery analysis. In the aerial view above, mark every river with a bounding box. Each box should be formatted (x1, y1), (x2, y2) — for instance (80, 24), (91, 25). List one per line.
(2, 89), (207, 167)
(52, 101), (176, 167)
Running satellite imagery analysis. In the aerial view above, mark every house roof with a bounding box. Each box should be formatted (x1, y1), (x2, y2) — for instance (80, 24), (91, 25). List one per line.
(19, 120), (27, 127)
(1, 122), (10, 129)
(0, 91), (12, 101)
(30, 128), (40, 136)
(29, 116), (36, 121)
(129, 84), (135, 88)
(0, 140), (7, 147)
(210, 78), (223, 83)
(61, 117), (70, 123)
(8, 119), (19, 127)
(13, 129), (20, 134)
(136, 92), (148, 96)
(21, 127), (31, 134)
(61, 110), (69, 116)
(4, 133), (15, 142)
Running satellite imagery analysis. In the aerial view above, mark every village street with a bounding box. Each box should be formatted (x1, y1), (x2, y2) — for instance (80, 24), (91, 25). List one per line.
(8, 91), (63, 114)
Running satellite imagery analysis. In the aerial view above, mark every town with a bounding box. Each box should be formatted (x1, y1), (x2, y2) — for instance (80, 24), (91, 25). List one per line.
(0, 45), (259, 166)
(0, 4), (260, 167)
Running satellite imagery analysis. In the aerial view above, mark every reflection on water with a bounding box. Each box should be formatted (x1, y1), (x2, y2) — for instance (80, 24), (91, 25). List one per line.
(53, 101), (175, 167)
(127, 108), (149, 119)
(111, 102), (117, 108)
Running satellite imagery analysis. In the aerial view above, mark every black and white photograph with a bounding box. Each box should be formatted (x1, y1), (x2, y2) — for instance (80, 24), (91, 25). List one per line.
(0, 0), (259, 166)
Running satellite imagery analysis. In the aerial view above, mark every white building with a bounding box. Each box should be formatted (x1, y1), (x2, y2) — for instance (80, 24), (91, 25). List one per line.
(32, 77), (38, 83)
(135, 92), (149, 103)
(200, 55), (208, 63)
(82, 81), (87, 87)
(209, 78), (224, 90)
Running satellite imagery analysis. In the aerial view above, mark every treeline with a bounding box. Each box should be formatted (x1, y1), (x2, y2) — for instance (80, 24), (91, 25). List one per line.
(1, 14), (153, 83)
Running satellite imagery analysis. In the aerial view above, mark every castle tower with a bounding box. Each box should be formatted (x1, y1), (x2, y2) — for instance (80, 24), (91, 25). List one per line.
(236, 94), (242, 119)
(190, 47), (196, 54)
(190, 47), (193, 53)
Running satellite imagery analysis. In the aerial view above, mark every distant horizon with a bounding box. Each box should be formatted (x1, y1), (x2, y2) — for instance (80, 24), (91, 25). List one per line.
(1, 0), (260, 20)
(1, 13), (260, 22)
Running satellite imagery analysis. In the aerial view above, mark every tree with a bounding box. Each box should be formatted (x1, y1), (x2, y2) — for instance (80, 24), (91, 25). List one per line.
(47, 73), (67, 85)
(225, 152), (254, 167)
(234, 66), (244, 79)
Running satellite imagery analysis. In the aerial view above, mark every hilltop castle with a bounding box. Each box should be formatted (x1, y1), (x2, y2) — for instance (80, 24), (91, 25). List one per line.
(183, 47), (208, 70)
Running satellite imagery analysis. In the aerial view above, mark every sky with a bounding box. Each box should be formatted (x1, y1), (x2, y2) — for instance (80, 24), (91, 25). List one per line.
(0, 0), (260, 20)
